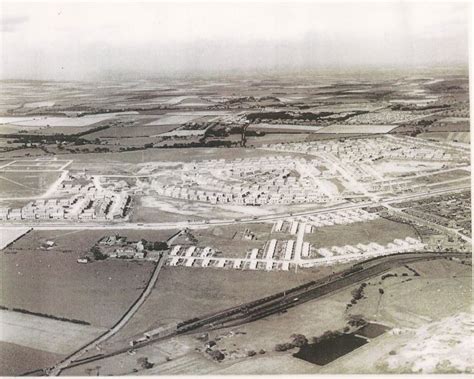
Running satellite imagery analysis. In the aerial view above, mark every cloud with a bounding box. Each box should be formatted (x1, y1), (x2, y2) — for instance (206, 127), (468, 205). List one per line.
(1, 15), (29, 32)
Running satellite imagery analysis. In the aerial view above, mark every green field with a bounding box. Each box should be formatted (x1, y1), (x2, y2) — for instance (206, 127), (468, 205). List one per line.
(103, 263), (350, 348)
(305, 218), (419, 248)
(0, 341), (64, 376)
(192, 223), (272, 258)
(411, 169), (470, 186)
(0, 229), (177, 328)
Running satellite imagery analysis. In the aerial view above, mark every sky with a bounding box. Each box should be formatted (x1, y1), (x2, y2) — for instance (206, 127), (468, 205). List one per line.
(0, 1), (470, 80)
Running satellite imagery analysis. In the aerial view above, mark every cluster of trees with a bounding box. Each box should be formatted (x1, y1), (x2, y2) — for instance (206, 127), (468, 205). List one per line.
(143, 240), (169, 251)
(12, 134), (89, 145)
(381, 273), (397, 280)
(274, 334), (308, 352)
(136, 357), (154, 370)
(348, 282), (367, 306)
(91, 245), (107, 261)
(346, 314), (367, 328)
(160, 140), (236, 149)
(206, 126), (242, 137)
(207, 349), (225, 361)
(246, 110), (368, 124)
(312, 330), (343, 344)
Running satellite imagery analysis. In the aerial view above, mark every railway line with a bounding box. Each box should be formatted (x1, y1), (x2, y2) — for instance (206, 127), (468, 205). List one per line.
(175, 251), (468, 332)
(46, 250), (470, 375)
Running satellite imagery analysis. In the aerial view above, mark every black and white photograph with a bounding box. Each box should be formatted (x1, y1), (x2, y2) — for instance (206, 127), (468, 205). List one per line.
(0, 0), (472, 376)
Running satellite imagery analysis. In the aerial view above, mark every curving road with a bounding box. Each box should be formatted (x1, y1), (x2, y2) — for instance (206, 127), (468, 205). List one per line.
(46, 252), (168, 376)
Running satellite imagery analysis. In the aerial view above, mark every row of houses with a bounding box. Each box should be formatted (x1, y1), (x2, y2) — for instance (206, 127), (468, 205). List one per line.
(0, 191), (129, 221)
(162, 236), (425, 272)
(273, 210), (379, 233)
(152, 182), (337, 205)
(266, 136), (459, 163)
(315, 237), (421, 258)
(166, 255), (293, 272)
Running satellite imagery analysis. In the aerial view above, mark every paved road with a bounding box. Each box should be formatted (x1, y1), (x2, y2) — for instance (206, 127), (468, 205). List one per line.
(47, 252), (168, 376)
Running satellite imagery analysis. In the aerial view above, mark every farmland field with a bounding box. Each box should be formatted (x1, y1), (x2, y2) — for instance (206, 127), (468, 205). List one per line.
(317, 124), (399, 134)
(0, 229), (179, 328)
(0, 341), (64, 376)
(192, 223), (273, 258)
(0, 113), (135, 127)
(4, 159), (68, 170)
(145, 114), (202, 126)
(0, 309), (106, 354)
(249, 123), (324, 133)
(304, 218), (419, 248)
(0, 124), (108, 136)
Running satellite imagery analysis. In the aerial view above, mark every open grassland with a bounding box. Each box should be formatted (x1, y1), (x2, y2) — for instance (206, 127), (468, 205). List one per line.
(418, 131), (470, 144)
(193, 223), (272, 258)
(0, 147), (46, 159)
(0, 341), (64, 376)
(0, 229), (182, 328)
(131, 203), (207, 223)
(305, 218), (419, 248)
(410, 169), (470, 185)
(104, 264), (347, 347)
(0, 170), (61, 198)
